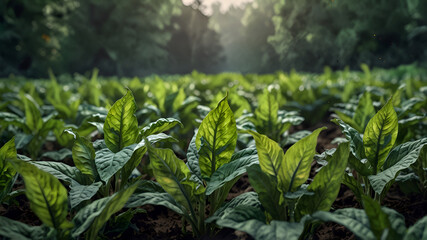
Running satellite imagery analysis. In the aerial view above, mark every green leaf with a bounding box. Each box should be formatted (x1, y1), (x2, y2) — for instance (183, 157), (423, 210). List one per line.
(253, 88), (279, 138)
(0, 216), (46, 240)
(312, 209), (376, 240)
(353, 91), (375, 132)
(125, 192), (184, 215)
(95, 145), (135, 183)
(247, 164), (285, 220)
(72, 197), (111, 237)
(196, 95), (237, 178)
(404, 216), (427, 240)
(247, 130), (284, 183)
(212, 207), (304, 240)
(21, 93), (43, 133)
(278, 110), (304, 135)
(363, 98), (398, 173)
(335, 110), (362, 133)
(104, 90), (138, 153)
(69, 182), (103, 209)
(348, 154), (373, 176)
(140, 118), (183, 137)
(0, 138), (17, 191)
(362, 195), (391, 239)
(66, 130), (98, 179)
(15, 161), (73, 229)
(297, 142), (350, 216)
(41, 149), (72, 161)
(332, 118), (365, 160)
(86, 183), (139, 240)
(208, 192), (262, 221)
(148, 146), (202, 212)
(206, 148), (258, 195)
(368, 138), (427, 195)
(383, 138), (427, 169)
(279, 127), (325, 192)
(121, 133), (177, 183)
(31, 161), (86, 185)
(186, 132), (203, 185)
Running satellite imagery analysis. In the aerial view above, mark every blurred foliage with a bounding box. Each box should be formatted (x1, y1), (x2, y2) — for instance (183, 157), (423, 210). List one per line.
(1, 0), (427, 77)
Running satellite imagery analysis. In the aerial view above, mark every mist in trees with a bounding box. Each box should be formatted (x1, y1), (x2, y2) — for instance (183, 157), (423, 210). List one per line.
(1, 0), (427, 77)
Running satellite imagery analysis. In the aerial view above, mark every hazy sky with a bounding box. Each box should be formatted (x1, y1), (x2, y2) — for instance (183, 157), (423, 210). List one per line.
(182, 0), (253, 15)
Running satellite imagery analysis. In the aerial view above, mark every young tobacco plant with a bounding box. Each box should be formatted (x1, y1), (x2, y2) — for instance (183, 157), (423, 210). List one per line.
(126, 95), (259, 237)
(0, 92), (58, 159)
(334, 97), (427, 202)
(0, 138), (141, 240)
(206, 128), (350, 239)
(0, 90), (179, 240)
(240, 87), (304, 145)
(31, 90), (179, 208)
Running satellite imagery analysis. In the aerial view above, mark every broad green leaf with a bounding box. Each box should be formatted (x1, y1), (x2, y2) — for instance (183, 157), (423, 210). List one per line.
(206, 148), (258, 195)
(72, 197), (111, 237)
(121, 133), (178, 183)
(383, 138), (427, 169)
(148, 146), (202, 212)
(312, 209), (376, 240)
(363, 99), (398, 173)
(21, 93), (43, 133)
(104, 90), (138, 153)
(247, 164), (285, 221)
(279, 127), (325, 192)
(348, 154), (373, 176)
(253, 88), (279, 137)
(95, 145), (135, 183)
(404, 216), (427, 240)
(208, 192), (262, 221)
(125, 192), (184, 215)
(186, 132), (203, 185)
(66, 130), (97, 179)
(140, 118), (183, 137)
(0, 138), (17, 190)
(15, 161), (72, 229)
(255, 221), (304, 240)
(362, 195), (391, 239)
(69, 181), (103, 209)
(212, 207), (304, 240)
(368, 138), (427, 195)
(196, 95), (237, 178)
(333, 118), (365, 159)
(335, 110), (362, 133)
(0, 216), (46, 240)
(297, 142), (350, 216)
(247, 130), (284, 182)
(31, 161), (86, 185)
(41, 149), (72, 161)
(86, 183), (139, 240)
(382, 207), (407, 239)
(353, 91), (375, 132)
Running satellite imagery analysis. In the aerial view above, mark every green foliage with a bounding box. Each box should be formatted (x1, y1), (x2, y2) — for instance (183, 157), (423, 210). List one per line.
(335, 96), (427, 201)
(8, 154), (73, 236)
(104, 90), (138, 153)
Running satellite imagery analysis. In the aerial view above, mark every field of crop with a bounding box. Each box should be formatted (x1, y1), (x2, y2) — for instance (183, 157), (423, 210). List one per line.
(0, 65), (426, 240)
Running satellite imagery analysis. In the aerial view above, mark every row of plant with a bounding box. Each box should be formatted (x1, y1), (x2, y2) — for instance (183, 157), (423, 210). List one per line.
(0, 66), (426, 239)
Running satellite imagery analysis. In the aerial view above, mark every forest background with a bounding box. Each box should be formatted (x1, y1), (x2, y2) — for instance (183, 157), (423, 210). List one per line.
(1, 0), (427, 77)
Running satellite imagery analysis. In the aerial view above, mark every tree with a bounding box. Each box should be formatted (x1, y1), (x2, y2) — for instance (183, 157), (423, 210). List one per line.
(59, 0), (182, 76)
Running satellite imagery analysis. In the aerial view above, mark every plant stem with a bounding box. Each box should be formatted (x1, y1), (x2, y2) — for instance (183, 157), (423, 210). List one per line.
(198, 197), (206, 236)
